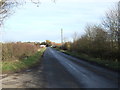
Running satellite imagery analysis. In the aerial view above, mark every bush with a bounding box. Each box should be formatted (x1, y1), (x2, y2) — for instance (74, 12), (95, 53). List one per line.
(2, 42), (38, 61)
(62, 25), (119, 61)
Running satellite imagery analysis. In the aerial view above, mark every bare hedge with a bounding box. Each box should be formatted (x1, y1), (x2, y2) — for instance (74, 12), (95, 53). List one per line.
(2, 42), (38, 61)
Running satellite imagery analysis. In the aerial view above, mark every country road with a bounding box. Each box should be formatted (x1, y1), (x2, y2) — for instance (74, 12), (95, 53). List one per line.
(42, 47), (119, 88)
(2, 47), (119, 88)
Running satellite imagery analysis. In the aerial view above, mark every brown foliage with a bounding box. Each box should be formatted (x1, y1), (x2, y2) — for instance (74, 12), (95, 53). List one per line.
(2, 42), (38, 61)
(61, 2), (119, 61)
(62, 25), (118, 61)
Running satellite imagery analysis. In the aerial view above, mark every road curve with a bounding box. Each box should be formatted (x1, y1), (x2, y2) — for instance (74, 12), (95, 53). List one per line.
(42, 47), (119, 88)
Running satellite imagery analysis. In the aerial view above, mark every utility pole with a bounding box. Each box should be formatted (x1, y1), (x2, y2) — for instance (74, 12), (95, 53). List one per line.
(61, 28), (63, 46)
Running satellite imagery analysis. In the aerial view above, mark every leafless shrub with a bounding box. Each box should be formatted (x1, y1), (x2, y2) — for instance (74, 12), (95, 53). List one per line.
(2, 42), (38, 61)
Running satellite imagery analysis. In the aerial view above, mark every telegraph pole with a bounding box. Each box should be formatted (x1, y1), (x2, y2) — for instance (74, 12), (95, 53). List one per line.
(61, 28), (63, 46)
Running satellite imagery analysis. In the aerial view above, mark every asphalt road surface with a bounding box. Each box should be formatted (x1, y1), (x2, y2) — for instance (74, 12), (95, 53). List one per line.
(42, 47), (119, 88)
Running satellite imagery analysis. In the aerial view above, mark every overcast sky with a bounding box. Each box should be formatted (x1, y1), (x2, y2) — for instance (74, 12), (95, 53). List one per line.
(2, 0), (119, 43)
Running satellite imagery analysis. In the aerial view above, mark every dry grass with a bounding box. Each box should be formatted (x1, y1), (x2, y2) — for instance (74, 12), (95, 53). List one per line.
(2, 47), (46, 73)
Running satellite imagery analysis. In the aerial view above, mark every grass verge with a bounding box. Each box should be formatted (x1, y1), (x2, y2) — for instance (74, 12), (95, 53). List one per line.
(54, 48), (119, 71)
(1, 48), (46, 74)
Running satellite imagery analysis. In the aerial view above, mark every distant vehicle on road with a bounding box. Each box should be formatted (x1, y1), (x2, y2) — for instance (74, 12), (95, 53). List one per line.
(51, 45), (57, 48)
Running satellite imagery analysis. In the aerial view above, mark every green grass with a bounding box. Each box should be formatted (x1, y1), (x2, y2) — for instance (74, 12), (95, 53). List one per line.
(1, 48), (46, 73)
(54, 48), (119, 71)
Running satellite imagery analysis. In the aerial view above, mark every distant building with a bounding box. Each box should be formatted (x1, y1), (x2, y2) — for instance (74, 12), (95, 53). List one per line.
(51, 42), (62, 46)
(40, 45), (46, 48)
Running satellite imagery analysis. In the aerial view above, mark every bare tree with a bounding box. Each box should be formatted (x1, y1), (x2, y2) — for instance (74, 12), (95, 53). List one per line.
(0, 0), (56, 26)
(118, 1), (120, 51)
(85, 24), (97, 41)
(72, 32), (78, 42)
(0, 0), (19, 26)
(102, 1), (120, 51)
(71, 32), (79, 51)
